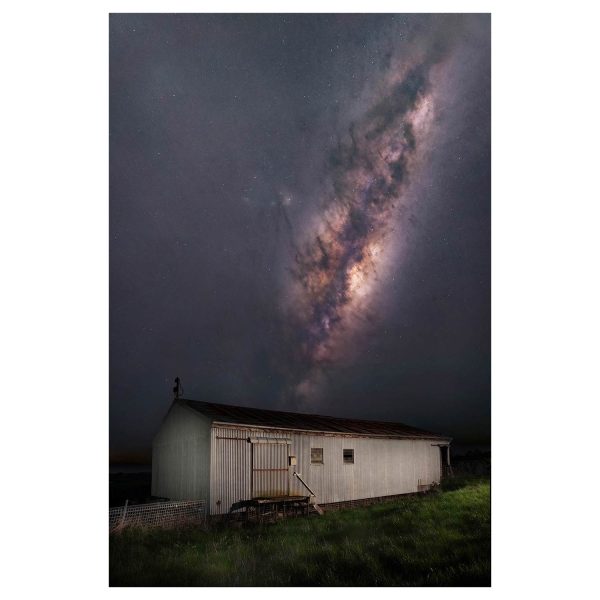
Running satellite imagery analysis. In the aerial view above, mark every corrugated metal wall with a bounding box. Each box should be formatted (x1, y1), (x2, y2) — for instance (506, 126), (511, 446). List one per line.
(209, 425), (442, 515)
(209, 427), (252, 514)
(288, 433), (442, 502)
(151, 403), (211, 502)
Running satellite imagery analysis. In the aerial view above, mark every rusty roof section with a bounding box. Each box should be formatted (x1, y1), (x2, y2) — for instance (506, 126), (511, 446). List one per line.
(181, 399), (451, 441)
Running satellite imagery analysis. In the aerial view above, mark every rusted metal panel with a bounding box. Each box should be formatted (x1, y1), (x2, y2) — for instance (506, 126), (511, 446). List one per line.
(210, 426), (294, 514)
(251, 441), (289, 497)
(185, 399), (451, 441)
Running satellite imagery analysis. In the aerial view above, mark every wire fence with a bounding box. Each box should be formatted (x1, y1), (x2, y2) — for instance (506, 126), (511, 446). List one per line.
(109, 499), (206, 532)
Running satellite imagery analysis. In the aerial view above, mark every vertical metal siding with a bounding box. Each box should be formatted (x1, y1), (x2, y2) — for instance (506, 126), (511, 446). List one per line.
(209, 430), (251, 516)
(151, 404), (211, 502)
(209, 425), (443, 515)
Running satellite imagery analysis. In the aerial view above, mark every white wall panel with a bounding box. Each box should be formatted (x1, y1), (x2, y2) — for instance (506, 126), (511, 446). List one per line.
(209, 424), (442, 515)
(151, 403), (211, 502)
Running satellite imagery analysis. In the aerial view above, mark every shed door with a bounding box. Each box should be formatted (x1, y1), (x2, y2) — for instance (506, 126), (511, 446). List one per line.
(250, 439), (290, 498)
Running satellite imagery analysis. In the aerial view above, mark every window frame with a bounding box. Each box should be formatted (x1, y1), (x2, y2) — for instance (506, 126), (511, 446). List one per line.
(343, 448), (354, 464)
(310, 447), (324, 464)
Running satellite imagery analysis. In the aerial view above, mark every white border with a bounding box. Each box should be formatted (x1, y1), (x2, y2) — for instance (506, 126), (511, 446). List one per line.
(3, 1), (599, 598)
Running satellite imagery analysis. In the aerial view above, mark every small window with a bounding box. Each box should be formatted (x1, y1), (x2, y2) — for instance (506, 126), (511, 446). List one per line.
(311, 447), (323, 464)
(343, 449), (354, 464)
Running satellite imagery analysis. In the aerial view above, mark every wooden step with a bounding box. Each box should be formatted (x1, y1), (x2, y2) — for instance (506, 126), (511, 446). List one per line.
(312, 503), (324, 515)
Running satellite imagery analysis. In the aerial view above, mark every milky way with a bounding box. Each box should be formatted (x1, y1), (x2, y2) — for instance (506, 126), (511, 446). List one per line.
(283, 28), (460, 404)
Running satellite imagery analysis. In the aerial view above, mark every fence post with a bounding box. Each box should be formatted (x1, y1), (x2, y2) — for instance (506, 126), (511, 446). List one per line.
(120, 499), (129, 528)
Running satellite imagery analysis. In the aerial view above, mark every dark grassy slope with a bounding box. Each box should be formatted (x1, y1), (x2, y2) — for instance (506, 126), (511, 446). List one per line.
(110, 478), (490, 586)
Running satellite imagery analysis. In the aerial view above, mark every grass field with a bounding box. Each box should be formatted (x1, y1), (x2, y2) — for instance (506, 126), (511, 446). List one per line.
(109, 477), (490, 586)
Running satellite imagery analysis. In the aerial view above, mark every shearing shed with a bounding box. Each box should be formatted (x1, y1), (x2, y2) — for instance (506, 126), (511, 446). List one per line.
(151, 398), (452, 516)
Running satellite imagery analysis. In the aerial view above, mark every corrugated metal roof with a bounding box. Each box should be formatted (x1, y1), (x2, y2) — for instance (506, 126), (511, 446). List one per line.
(181, 399), (451, 441)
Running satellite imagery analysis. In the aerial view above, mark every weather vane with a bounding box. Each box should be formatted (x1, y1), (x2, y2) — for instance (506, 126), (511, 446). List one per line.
(173, 376), (183, 400)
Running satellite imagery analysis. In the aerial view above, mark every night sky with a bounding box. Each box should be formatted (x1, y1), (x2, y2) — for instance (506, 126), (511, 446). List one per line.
(110, 14), (490, 460)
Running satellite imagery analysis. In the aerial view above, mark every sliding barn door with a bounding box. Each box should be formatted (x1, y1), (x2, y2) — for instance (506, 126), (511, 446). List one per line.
(250, 438), (290, 498)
